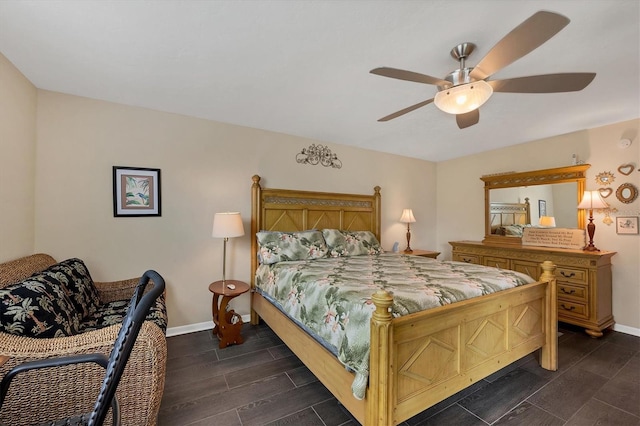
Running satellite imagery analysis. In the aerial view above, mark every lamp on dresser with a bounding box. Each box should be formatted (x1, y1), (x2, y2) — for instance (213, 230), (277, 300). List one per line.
(577, 191), (608, 251)
(539, 216), (556, 227)
(399, 208), (416, 253)
(212, 212), (245, 282)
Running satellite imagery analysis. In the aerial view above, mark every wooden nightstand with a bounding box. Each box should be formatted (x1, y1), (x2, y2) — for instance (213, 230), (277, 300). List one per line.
(405, 249), (440, 259)
(208, 280), (250, 348)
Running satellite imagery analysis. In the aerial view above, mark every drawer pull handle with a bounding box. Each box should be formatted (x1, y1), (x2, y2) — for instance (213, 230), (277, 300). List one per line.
(560, 288), (576, 295)
(561, 271), (576, 278)
(462, 258), (472, 263)
(560, 304), (576, 311)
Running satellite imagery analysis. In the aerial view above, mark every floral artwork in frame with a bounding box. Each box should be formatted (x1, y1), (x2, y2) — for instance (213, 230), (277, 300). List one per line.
(616, 216), (638, 235)
(113, 166), (161, 217)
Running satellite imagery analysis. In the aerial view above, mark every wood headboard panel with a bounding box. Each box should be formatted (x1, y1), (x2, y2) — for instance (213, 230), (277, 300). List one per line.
(489, 197), (531, 232)
(250, 175), (381, 285)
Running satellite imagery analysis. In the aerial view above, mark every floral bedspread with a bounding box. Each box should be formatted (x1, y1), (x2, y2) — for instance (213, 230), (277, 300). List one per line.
(254, 253), (535, 399)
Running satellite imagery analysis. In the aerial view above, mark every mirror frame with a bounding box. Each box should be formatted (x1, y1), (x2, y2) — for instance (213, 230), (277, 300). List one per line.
(481, 164), (590, 245)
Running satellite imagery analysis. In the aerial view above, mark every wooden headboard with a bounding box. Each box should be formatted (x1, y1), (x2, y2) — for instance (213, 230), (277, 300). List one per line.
(490, 197), (531, 233)
(250, 175), (381, 286)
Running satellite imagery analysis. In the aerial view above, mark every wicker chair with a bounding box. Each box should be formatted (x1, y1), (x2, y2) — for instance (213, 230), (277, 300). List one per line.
(0, 270), (165, 426)
(0, 254), (167, 426)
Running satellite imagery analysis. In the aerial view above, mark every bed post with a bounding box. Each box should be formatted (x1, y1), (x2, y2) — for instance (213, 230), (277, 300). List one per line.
(250, 175), (262, 325)
(373, 186), (381, 242)
(539, 260), (558, 371)
(367, 289), (394, 426)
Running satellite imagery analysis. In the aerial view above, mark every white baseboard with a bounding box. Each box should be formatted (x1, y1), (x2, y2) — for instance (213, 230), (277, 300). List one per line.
(166, 314), (251, 337)
(167, 316), (639, 338)
(613, 323), (640, 337)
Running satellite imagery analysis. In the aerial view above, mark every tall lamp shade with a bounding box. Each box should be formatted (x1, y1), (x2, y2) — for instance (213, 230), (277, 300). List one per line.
(399, 209), (416, 253)
(212, 212), (245, 282)
(577, 191), (608, 251)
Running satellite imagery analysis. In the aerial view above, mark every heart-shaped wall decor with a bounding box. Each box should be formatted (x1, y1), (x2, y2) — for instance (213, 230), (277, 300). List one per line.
(599, 188), (613, 198)
(618, 164), (634, 176)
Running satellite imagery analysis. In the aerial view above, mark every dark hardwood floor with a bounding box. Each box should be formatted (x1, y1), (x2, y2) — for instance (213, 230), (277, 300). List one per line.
(159, 323), (640, 425)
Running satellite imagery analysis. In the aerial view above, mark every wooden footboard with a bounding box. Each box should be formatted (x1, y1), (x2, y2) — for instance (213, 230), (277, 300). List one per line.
(367, 261), (557, 425)
(252, 261), (557, 425)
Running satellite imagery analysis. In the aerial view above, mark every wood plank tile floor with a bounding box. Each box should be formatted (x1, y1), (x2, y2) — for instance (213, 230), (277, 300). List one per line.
(159, 323), (640, 425)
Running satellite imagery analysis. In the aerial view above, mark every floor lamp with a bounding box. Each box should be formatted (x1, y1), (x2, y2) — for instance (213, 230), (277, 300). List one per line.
(577, 191), (608, 252)
(212, 212), (245, 283)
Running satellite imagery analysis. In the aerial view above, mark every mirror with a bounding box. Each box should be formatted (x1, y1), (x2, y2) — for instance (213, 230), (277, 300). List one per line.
(616, 183), (638, 204)
(481, 165), (590, 245)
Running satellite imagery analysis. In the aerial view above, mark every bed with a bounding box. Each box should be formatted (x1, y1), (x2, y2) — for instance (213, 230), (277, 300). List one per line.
(490, 198), (531, 236)
(249, 175), (557, 425)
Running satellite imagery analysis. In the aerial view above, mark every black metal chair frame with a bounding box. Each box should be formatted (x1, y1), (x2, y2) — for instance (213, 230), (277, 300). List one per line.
(0, 270), (165, 426)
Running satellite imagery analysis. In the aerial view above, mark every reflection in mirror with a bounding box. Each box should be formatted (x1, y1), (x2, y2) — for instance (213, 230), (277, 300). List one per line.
(481, 164), (589, 244)
(489, 183), (578, 237)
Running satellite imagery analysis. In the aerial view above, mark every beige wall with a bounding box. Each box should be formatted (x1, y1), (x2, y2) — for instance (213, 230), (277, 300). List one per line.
(3, 51), (638, 334)
(33, 90), (437, 330)
(0, 54), (37, 259)
(437, 119), (640, 332)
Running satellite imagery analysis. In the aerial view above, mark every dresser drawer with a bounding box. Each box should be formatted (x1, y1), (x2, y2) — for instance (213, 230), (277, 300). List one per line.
(558, 300), (589, 320)
(512, 260), (541, 280)
(558, 282), (588, 302)
(453, 253), (481, 264)
(483, 256), (510, 270)
(556, 266), (588, 284)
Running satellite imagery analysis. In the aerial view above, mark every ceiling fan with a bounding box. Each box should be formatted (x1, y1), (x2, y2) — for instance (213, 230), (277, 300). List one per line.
(370, 11), (596, 129)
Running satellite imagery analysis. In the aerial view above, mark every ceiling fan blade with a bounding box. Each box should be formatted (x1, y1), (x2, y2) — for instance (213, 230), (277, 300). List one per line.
(378, 98), (434, 122)
(456, 109), (480, 129)
(370, 67), (449, 86)
(470, 11), (570, 81)
(488, 73), (596, 93)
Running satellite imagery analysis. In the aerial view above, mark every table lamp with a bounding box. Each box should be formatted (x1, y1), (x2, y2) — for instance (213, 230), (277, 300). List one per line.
(399, 209), (416, 253)
(212, 212), (245, 282)
(538, 216), (556, 227)
(577, 191), (608, 251)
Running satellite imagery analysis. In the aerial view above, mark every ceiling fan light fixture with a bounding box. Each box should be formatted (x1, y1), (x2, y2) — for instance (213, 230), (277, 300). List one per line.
(434, 80), (493, 115)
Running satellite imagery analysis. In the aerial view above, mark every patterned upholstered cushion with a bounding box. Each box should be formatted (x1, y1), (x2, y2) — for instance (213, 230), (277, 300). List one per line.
(322, 229), (384, 257)
(39, 258), (102, 319)
(79, 293), (167, 333)
(256, 230), (329, 265)
(0, 276), (80, 338)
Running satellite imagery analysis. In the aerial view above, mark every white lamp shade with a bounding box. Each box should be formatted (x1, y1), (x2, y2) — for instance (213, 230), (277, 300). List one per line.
(539, 216), (556, 227)
(399, 209), (416, 223)
(434, 81), (493, 115)
(577, 191), (609, 210)
(212, 212), (245, 238)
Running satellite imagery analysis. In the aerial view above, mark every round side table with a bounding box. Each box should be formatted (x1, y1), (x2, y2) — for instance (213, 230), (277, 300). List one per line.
(208, 280), (250, 349)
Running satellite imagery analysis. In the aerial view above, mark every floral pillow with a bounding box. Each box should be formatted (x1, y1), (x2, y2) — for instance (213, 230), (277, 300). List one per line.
(38, 258), (102, 320)
(257, 230), (329, 265)
(322, 229), (384, 257)
(0, 275), (80, 338)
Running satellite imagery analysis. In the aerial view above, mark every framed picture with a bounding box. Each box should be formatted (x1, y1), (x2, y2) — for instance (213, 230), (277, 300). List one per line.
(113, 166), (161, 217)
(538, 200), (547, 217)
(616, 216), (638, 235)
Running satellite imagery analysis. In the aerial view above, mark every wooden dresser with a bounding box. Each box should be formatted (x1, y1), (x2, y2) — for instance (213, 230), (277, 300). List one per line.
(450, 241), (616, 337)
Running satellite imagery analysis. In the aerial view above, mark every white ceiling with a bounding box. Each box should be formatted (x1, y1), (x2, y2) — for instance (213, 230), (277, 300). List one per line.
(1, 0), (638, 161)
